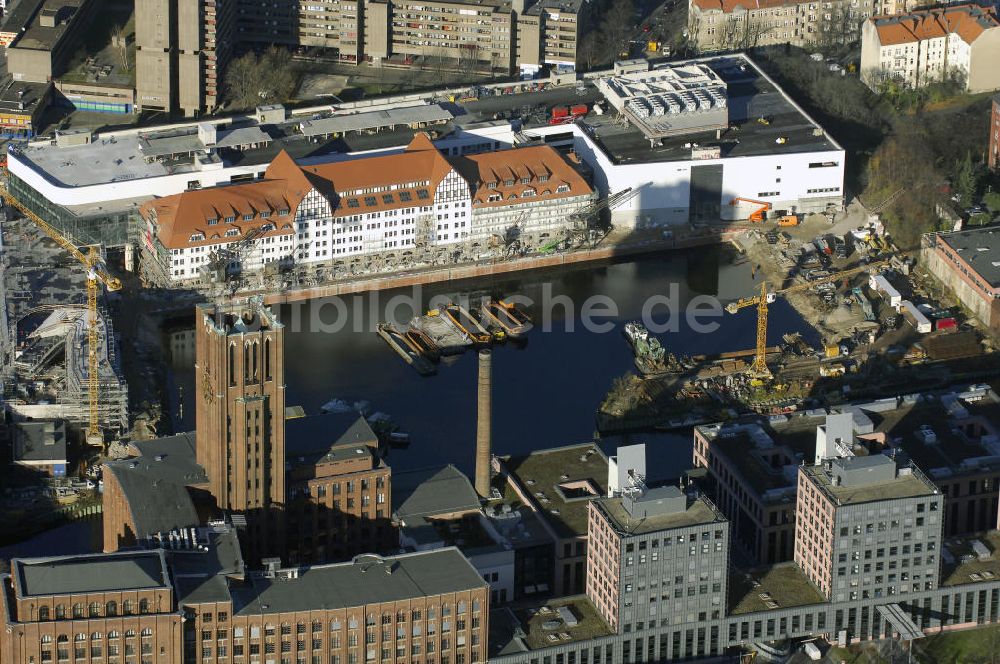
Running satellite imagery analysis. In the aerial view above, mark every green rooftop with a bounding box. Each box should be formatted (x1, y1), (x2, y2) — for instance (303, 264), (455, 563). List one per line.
(594, 493), (725, 535)
(514, 596), (614, 651)
(942, 532), (1000, 587)
(802, 461), (938, 506)
(728, 563), (826, 615)
(502, 444), (609, 539)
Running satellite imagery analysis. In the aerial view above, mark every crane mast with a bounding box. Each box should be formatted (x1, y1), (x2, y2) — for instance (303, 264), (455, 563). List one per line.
(726, 259), (892, 380)
(0, 184), (121, 444)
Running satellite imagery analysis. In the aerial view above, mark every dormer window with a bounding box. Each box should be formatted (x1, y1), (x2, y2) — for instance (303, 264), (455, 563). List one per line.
(261, 210), (271, 218)
(521, 177), (530, 184)
(557, 184), (570, 193)
(487, 194), (502, 202)
(522, 189), (536, 197)
(242, 213), (254, 221)
(278, 208), (290, 216)
(189, 233), (205, 242)
(399, 191), (412, 202)
(538, 174), (549, 183)
(225, 228), (240, 237)
(487, 181), (497, 189)
(225, 215), (236, 223)
(207, 218), (219, 225)
(504, 178), (515, 186)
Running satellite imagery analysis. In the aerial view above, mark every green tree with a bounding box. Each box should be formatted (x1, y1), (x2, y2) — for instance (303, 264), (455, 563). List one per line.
(954, 151), (978, 209)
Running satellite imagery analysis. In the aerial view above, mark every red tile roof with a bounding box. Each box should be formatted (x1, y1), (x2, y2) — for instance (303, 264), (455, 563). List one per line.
(872, 4), (999, 46)
(142, 134), (592, 250)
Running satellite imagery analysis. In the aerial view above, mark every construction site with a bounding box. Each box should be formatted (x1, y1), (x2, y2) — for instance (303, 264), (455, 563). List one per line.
(0, 203), (129, 445)
(598, 200), (999, 433)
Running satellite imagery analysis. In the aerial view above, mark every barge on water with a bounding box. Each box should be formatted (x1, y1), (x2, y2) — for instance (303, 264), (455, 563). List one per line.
(444, 303), (494, 344)
(376, 323), (437, 375)
(479, 299), (532, 338)
(405, 327), (441, 363)
(623, 321), (686, 377)
(410, 310), (473, 355)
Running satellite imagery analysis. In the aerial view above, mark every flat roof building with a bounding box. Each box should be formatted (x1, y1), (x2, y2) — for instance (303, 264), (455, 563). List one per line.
(586, 486), (730, 633)
(12, 419), (68, 477)
(923, 227), (1000, 333)
(795, 455), (943, 605)
(500, 443), (609, 597)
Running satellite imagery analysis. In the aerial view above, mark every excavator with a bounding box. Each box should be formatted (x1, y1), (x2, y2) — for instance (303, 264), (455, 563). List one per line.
(729, 198), (771, 223)
(725, 260), (892, 380)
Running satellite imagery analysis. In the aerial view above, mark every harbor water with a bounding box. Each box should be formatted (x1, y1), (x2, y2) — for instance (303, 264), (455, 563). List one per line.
(168, 246), (818, 483)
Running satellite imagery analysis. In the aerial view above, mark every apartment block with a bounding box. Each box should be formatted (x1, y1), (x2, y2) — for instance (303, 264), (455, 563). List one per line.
(795, 455), (943, 604)
(133, 0), (584, 115)
(135, 0), (234, 114)
(861, 5), (1000, 93)
(516, 0), (584, 77)
(688, 0), (885, 53)
(586, 486), (729, 634)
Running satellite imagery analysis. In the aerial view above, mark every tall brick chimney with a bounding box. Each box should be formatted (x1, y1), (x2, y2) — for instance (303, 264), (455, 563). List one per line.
(475, 349), (492, 499)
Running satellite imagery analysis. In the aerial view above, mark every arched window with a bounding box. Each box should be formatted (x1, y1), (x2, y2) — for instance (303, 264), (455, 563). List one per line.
(252, 341), (259, 381)
(75, 634), (86, 642)
(105, 601), (117, 617)
(122, 599), (134, 615)
(72, 603), (83, 618)
(140, 628), (153, 637)
(138, 598), (149, 614)
(90, 633), (102, 641)
(331, 619), (342, 631)
(472, 599), (481, 612)
(38, 606), (50, 621)
(244, 342), (252, 384)
(264, 337), (272, 381)
(41, 635), (53, 644)
(229, 343), (236, 386)
(107, 631), (119, 640)
(457, 601), (467, 614)
(57, 635), (69, 643)
(54, 604), (65, 619)
(89, 602), (100, 618)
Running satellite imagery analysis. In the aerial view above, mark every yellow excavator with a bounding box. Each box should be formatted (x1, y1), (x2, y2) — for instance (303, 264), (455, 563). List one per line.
(725, 260), (891, 380)
(0, 184), (121, 445)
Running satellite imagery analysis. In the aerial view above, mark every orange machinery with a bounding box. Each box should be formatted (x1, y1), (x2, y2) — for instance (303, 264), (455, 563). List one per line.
(729, 198), (772, 223)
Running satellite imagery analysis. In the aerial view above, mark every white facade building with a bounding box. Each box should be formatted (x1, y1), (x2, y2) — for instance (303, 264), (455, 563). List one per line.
(861, 5), (1000, 93)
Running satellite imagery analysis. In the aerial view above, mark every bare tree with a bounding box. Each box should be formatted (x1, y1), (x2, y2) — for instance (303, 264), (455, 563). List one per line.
(602, 0), (637, 60)
(578, 30), (605, 70)
(811, 3), (862, 50)
(224, 46), (296, 110)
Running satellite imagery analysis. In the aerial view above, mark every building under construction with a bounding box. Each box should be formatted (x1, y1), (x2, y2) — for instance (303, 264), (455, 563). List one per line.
(1, 214), (128, 435)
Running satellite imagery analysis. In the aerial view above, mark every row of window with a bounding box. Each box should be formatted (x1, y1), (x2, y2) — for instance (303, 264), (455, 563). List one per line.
(37, 600), (153, 621)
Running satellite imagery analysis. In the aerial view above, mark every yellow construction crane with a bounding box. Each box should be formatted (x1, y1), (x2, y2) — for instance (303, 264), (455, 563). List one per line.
(0, 185), (122, 444)
(725, 260), (892, 380)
